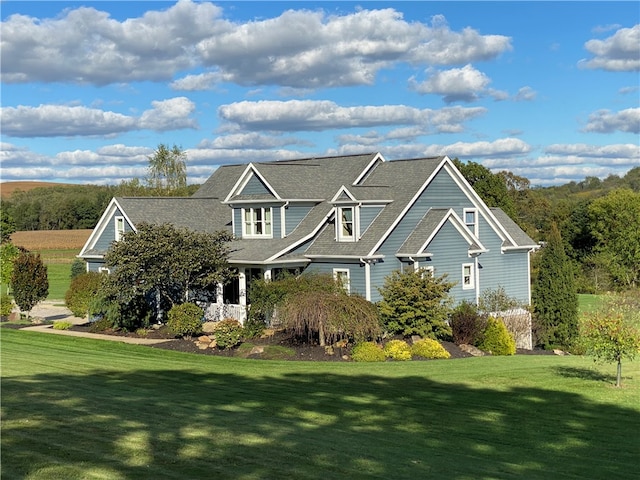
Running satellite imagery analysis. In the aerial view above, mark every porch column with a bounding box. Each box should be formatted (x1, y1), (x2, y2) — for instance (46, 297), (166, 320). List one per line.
(364, 262), (371, 301)
(264, 268), (272, 281)
(239, 270), (247, 307)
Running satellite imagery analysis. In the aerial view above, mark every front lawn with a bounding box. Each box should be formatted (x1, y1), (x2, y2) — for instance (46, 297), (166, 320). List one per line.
(1, 329), (638, 479)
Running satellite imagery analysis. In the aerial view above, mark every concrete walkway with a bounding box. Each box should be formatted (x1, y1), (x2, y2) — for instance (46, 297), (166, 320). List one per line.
(15, 301), (174, 345)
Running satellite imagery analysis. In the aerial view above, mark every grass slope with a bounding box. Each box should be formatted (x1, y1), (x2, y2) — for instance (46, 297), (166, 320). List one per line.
(2, 329), (638, 479)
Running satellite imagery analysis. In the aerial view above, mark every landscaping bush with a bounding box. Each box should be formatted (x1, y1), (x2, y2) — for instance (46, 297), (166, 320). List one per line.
(450, 301), (486, 345)
(351, 341), (385, 362)
(383, 339), (412, 361)
(88, 316), (112, 333)
(411, 338), (451, 359)
(52, 321), (73, 330)
(167, 303), (203, 338)
(242, 315), (266, 339)
(213, 318), (243, 349)
(479, 317), (516, 356)
(1, 293), (13, 318)
(70, 258), (86, 280)
(65, 272), (103, 318)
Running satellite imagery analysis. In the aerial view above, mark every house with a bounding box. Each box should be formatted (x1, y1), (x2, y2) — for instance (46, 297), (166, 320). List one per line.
(79, 152), (537, 325)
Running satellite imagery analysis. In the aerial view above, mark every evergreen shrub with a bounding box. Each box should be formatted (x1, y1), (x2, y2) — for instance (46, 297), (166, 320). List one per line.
(1, 293), (13, 318)
(383, 339), (412, 361)
(479, 317), (516, 356)
(351, 341), (385, 362)
(167, 303), (203, 338)
(411, 338), (451, 359)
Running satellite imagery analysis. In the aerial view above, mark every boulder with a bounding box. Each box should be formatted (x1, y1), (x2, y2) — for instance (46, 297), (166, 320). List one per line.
(459, 344), (485, 356)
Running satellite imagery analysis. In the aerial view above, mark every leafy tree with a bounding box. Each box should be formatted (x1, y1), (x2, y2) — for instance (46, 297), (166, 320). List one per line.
(532, 223), (578, 348)
(0, 242), (20, 294)
(146, 144), (187, 194)
(103, 222), (234, 325)
(10, 249), (48, 318)
(588, 189), (640, 289)
(65, 272), (104, 318)
(1, 209), (16, 243)
(453, 159), (517, 218)
(377, 270), (454, 339)
(580, 293), (640, 387)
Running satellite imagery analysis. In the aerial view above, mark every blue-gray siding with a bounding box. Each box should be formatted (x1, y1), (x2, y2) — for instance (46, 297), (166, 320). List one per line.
(360, 206), (383, 235)
(305, 261), (366, 297)
(285, 204), (313, 235)
(93, 207), (132, 253)
(241, 175), (273, 195)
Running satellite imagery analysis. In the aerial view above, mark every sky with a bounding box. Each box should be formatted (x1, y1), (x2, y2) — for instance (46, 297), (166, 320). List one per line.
(1, 1), (639, 187)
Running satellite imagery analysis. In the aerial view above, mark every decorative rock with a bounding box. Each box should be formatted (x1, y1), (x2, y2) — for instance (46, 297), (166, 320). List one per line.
(202, 322), (217, 333)
(249, 346), (265, 355)
(197, 343), (209, 350)
(198, 335), (211, 343)
(260, 328), (276, 339)
(411, 335), (422, 344)
(553, 349), (567, 356)
(459, 344), (485, 356)
(325, 346), (334, 355)
(342, 355), (350, 361)
(209, 339), (217, 348)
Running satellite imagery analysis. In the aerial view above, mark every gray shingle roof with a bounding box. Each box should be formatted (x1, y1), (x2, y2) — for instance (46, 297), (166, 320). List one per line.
(397, 208), (450, 256)
(489, 208), (537, 248)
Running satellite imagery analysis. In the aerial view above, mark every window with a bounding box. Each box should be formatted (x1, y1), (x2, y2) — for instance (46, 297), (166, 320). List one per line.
(338, 206), (355, 241)
(462, 263), (474, 290)
(464, 208), (477, 236)
(333, 268), (350, 294)
(115, 216), (125, 241)
(98, 266), (111, 274)
(243, 207), (272, 237)
(419, 266), (434, 278)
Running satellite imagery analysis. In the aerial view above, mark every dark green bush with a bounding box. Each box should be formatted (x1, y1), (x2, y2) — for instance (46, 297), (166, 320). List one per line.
(70, 258), (86, 279)
(89, 316), (112, 333)
(450, 301), (486, 346)
(213, 318), (243, 349)
(167, 303), (203, 338)
(242, 315), (266, 339)
(479, 317), (516, 356)
(351, 341), (385, 362)
(411, 338), (451, 359)
(383, 339), (412, 361)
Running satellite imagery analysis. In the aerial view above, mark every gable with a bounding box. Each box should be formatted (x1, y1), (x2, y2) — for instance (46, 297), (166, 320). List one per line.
(239, 174), (275, 197)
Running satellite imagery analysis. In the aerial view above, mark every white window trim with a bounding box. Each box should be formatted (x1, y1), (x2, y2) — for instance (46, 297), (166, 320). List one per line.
(333, 268), (351, 294)
(242, 207), (273, 238)
(98, 266), (111, 274)
(337, 206), (358, 242)
(419, 265), (434, 278)
(463, 208), (478, 237)
(115, 216), (125, 242)
(462, 263), (475, 290)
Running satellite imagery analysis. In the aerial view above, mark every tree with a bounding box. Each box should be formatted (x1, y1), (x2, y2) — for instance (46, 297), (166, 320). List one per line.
(102, 223), (234, 326)
(1, 242), (20, 294)
(588, 189), (640, 289)
(532, 223), (578, 348)
(580, 293), (640, 387)
(377, 270), (454, 339)
(1, 209), (16, 243)
(146, 144), (187, 194)
(11, 250), (48, 318)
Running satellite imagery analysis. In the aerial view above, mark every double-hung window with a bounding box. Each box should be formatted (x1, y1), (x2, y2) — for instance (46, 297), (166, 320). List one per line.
(115, 216), (125, 241)
(243, 207), (272, 237)
(462, 263), (475, 290)
(338, 206), (355, 241)
(464, 208), (477, 236)
(333, 268), (351, 294)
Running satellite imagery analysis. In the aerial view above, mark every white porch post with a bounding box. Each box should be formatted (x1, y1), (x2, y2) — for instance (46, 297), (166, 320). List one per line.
(239, 270), (247, 307)
(364, 262), (371, 301)
(264, 268), (272, 281)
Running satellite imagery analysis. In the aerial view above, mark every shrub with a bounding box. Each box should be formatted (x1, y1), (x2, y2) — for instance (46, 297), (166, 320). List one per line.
(383, 339), (412, 361)
(70, 258), (86, 279)
(351, 341), (386, 362)
(1, 293), (13, 318)
(378, 270), (454, 339)
(167, 303), (203, 338)
(411, 338), (451, 359)
(450, 301), (486, 346)
(52, 321), (73, 330)
(89, 316), (112, 333)
(242, 315), (266, 339)
(213, 318), (243, 349)
(65, 272), (103, 318)
(479, 317), (516, 356)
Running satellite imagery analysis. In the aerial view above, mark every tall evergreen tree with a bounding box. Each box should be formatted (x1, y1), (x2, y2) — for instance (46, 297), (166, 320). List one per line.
(11, 250), (49, 318)
(532, 223), (578, 348)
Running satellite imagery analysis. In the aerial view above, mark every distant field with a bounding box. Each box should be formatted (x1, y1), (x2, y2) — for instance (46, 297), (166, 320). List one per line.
(0, 181), (74, 198)
(11, 229), (92, 251)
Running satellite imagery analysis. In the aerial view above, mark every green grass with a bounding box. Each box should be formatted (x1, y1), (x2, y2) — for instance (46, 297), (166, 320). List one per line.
(2, 329), (639, 479)
(44, 262), (72, 300)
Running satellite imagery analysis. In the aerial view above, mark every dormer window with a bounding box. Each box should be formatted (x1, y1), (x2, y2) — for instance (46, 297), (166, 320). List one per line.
(338, 206), (356, 242)
(243, 207), (272, 238)
(115, 216), (125, 241)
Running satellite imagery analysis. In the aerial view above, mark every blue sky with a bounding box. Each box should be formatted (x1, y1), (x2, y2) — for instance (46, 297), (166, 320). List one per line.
(1, 1), (638, 187)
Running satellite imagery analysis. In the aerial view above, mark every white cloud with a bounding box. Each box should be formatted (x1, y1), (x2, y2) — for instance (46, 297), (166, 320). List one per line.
(2, 2), (512, 88)
(218, 99), (486, 133)
(0, 98), (197, 137)
(410, 65), (491, 103)
(582, 107), (640, 134)
(514, 86), (537, 102)
(197, 133), (309, 149)
(579, 24), (640, 72)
